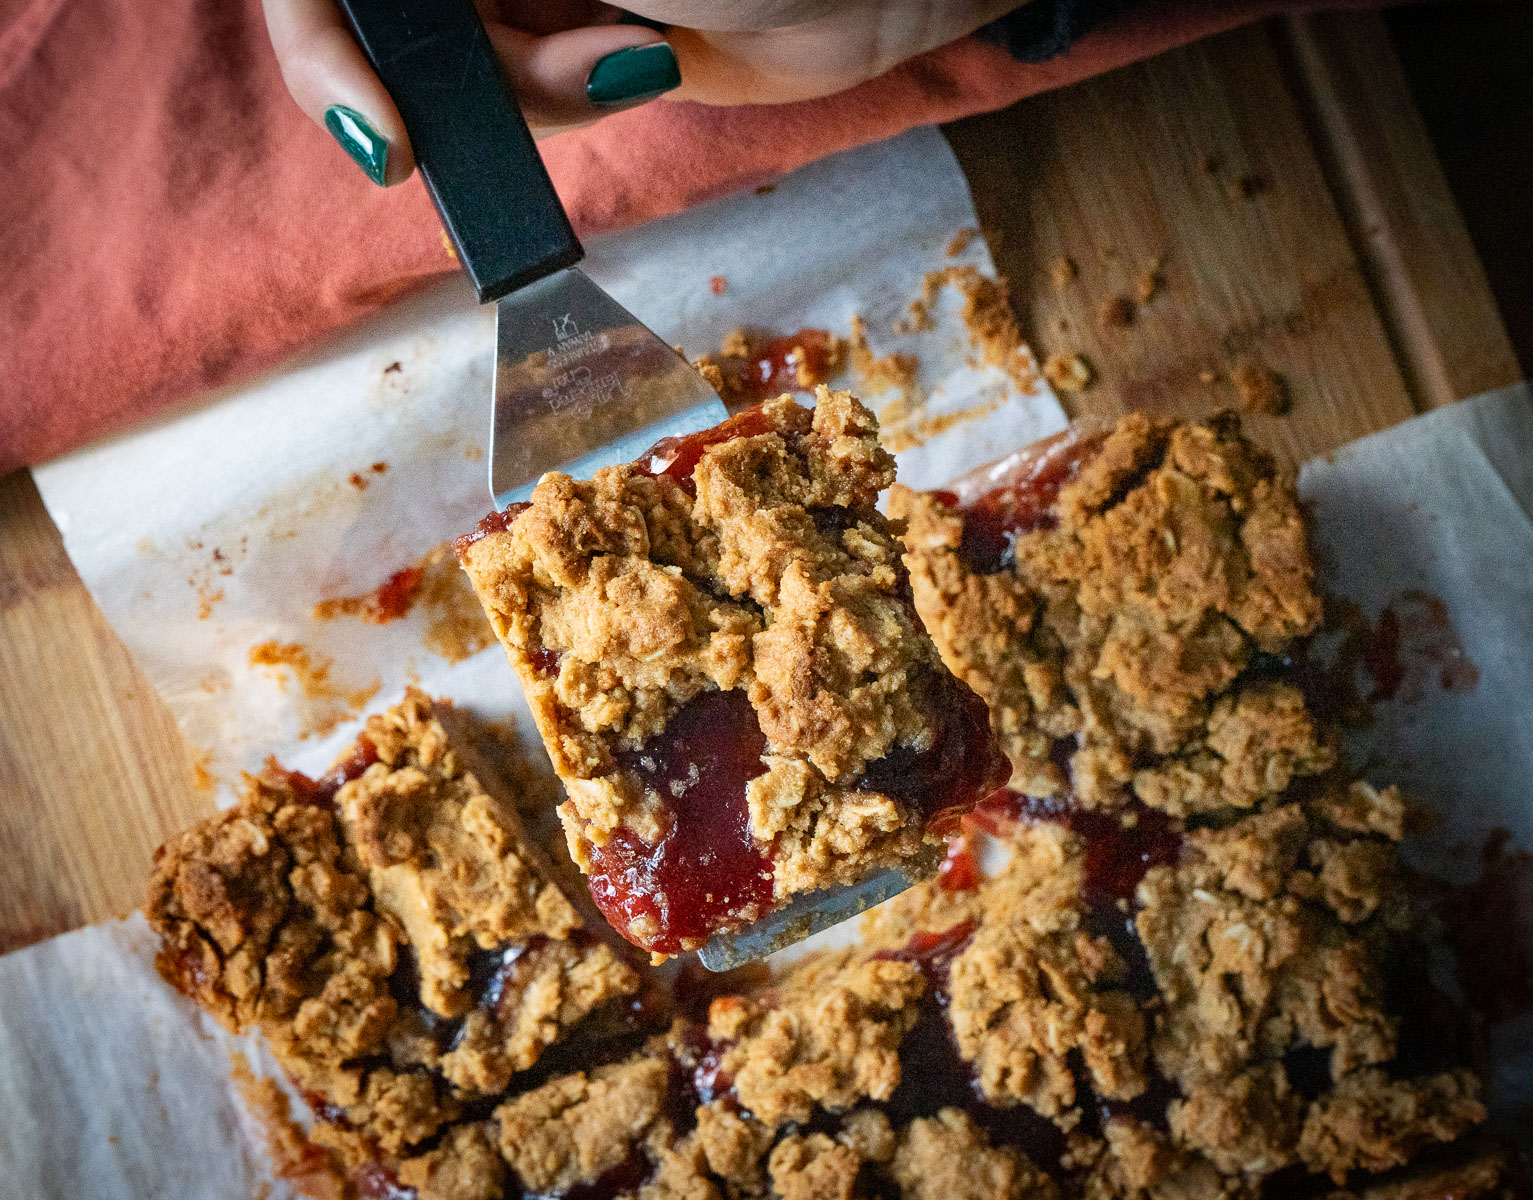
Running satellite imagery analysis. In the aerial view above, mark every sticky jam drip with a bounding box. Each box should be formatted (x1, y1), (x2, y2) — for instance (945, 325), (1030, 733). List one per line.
(453, 502), (531, 557)
(637, 404), (777, 493)
(271, 735), (380, 808)
(585, 689), (775, 956)
(708, 328), (840, 405)
(938, 431), (1106, 575)
(857, 672), (1012, 836)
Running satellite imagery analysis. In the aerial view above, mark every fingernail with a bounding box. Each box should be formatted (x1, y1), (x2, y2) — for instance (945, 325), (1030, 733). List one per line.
(324, 105), (388, 185)
(586, 43), (680, 106)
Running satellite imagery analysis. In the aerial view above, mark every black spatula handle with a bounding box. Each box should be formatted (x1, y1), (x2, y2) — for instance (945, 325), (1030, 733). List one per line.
(336, 0), (583, 303)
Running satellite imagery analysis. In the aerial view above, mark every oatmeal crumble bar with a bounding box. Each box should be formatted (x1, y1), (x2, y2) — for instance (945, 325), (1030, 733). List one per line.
(146, 690), (642, 1190)
(890, 412), (1330, 811)
(456, 390), (1008, 955)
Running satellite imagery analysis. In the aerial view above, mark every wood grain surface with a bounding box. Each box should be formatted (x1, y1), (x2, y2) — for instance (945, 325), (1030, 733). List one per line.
(0, 471), (204, 949)
(946, 14), (1520, 455)
(0, 13), (1521, 954)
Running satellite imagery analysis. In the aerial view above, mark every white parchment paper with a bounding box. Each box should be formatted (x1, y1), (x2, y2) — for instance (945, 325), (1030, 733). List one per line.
(7, 124), (1531, 1195)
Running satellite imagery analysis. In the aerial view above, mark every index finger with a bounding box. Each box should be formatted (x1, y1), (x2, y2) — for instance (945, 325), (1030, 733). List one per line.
(262, 0), (417, 185)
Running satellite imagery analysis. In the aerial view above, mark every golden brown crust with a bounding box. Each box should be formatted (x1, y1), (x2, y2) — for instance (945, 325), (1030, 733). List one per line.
(1297, 1069), (1487, 1183)
(890, 413), (1328, 811)
(398, 1124), (508, 1200)
(494, 1055), (672, 1193)
(1136, 796), (1406, 1099)
(1079, 1121), (1243, 1200)
(951, 919), (1148, 1117)
(335, 695), (588, 1019)
(710, 951), (926, 1127)
(767, 1132), (864, 1200)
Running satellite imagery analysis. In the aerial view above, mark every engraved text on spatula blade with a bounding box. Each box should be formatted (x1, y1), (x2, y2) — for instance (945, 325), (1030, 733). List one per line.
(490, 267), (727, 508)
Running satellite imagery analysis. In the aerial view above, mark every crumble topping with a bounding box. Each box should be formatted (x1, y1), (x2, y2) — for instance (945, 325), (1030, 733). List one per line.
(890, 412), (1328, 811)
(709, 950), (927, 1127)
(767, 1132), (863, 1200)
(893, 1108), (1059, 1200)
(949, 912), (1148, 1117)
(494, 1055), (672, 1193)
(398, 1124), (507, 1200)
(1136, 793), (1406, 1097)
(335, 697), (586, 1018)
(1297, 1068), (1486, 1182)
(1078, 1120), (1230, 1200)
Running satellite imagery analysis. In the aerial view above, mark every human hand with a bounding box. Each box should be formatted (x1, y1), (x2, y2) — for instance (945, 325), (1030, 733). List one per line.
(263, 0), (1023, 185)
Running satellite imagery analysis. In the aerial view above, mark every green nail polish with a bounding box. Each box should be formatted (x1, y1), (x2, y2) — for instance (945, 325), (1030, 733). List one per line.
(325, 105), (388, 185)
(586, 43), (680, 106)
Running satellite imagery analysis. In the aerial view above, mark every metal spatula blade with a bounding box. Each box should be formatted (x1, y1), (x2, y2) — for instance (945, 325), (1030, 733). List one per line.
(697, 849), (941, 972)
(491, 269), (726, 508)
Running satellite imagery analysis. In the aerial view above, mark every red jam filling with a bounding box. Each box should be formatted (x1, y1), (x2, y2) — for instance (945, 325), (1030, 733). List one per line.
(453, 502), (531, 557)
(974, 789), (1182, 908)
(637, 403), (777, 493)
(938, 832), (981, 892)
(273, 735), (380, 808)
(857, 673), (1012, 836)
(585, 689), (775, 956)
(587, 673), (1006, 954)
(527, 646), (563, 678)
(941, 431), (1106, 575)
(704, 328), (838, 406)
(368, 566), (425, 623)
(871, 919), (977, 988)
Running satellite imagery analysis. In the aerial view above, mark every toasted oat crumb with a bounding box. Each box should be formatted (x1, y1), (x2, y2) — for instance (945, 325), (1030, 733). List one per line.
(946, 226), (979, 257)
(1233, 362), (1290, 414)
(914, 266), (1037, 393)
(848, 315), (920, 403)
(1049, 256), (1078, 291)
(1042, 352), (1093, 393)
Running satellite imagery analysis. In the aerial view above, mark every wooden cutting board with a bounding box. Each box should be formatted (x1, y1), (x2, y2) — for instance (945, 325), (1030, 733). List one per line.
(0, 12), (1520, 955)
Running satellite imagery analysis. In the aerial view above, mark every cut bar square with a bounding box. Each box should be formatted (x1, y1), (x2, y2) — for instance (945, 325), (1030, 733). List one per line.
(457, 390), (1009, 957)
(889, 411), (1330, 816)
(145, 689), (642, 1179)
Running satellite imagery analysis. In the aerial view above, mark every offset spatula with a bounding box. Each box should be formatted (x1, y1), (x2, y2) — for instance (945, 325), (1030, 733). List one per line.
(337, 0), (937, 968)
(337, 0), (726, 508)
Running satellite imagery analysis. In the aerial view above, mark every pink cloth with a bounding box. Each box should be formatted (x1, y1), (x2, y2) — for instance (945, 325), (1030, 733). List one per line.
(0, 0), (1348, 471)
